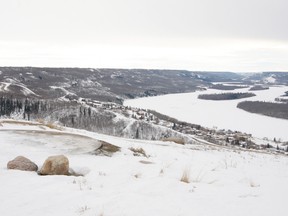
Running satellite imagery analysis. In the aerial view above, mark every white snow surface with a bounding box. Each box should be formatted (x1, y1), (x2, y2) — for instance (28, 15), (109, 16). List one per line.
(0, 82), (11, 91)
(50, 86), (76, 101)
(1, 120), (288, 216)
(124, 86), (288, 141)
(263, 76), (276, 84)
(15, 83), (39, 96)
(0, 81), (38, 96)
(50, 86), (76, 96)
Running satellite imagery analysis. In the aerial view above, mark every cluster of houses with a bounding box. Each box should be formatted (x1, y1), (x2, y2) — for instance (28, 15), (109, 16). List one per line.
(80, 98), (288, 154)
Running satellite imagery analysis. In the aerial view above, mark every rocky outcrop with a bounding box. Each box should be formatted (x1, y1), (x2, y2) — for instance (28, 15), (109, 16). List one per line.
(7, 156), (38, 172)
(92, 140), (121, 157)
(39, 155), (69, 175)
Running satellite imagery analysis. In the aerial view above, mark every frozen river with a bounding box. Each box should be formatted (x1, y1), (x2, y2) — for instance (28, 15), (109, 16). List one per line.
(124, 86), (288, 141)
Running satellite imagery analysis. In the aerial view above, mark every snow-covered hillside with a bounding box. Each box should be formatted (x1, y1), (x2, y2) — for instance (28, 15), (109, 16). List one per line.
(1, 120), (288, 216)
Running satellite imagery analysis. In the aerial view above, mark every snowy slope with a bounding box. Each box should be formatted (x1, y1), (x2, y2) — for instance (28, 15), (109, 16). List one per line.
(1, 120), (288, 216)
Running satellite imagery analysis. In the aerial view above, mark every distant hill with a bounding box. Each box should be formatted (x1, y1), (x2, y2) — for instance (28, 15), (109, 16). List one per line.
(0, 67), (208, 103)
(1, 67), (287, 103)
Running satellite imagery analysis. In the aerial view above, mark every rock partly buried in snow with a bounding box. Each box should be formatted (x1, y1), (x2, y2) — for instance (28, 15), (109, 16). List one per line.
(39, 155), (69, 175)
(7, 156), (38, 172)
(92, 140), (121, 157)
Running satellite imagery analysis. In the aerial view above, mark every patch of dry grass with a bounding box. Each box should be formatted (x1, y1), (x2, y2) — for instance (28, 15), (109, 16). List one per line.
(77, 205), (90, 215)
(36, 118), (45, 124)
(0, 119), (41, 126)
(44, 121), (63, 130)
(180, 168), (191, 183)
(161, 137), (185, 145)
(0, 119), (63, 130)
(129, 147), (148, 157)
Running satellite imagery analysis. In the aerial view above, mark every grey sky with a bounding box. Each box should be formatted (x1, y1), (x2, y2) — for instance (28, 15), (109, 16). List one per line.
(0, 0), (288, 72)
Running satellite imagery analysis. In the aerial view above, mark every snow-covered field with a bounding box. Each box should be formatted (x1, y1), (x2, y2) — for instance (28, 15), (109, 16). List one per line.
(1, 120), (288, 216)
(124, 86), (288, 141)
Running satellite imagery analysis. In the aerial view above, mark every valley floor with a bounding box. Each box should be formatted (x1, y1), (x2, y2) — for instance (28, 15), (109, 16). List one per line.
(0, 120), (288, 216)
(124, 85), (288, 141)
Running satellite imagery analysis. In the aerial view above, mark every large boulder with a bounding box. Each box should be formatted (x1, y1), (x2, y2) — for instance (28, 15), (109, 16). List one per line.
(7, 156), (38, 172)
(39, 155), (69, 175)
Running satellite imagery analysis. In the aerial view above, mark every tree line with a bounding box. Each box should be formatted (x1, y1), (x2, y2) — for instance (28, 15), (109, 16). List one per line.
(237, 101), (288, 120)
(0, 97), (49, 119)
(198, 92), (255, 100)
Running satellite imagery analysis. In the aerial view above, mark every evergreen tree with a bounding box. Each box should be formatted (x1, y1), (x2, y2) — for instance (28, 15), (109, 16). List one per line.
(172, 123), (176, 130)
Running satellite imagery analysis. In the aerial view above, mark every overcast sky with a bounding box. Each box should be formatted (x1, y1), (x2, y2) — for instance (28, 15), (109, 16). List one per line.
(0, 0), (287, 72)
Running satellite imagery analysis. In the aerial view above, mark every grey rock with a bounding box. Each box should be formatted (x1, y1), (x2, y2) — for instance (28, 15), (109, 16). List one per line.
(7, 156), (38, 172)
